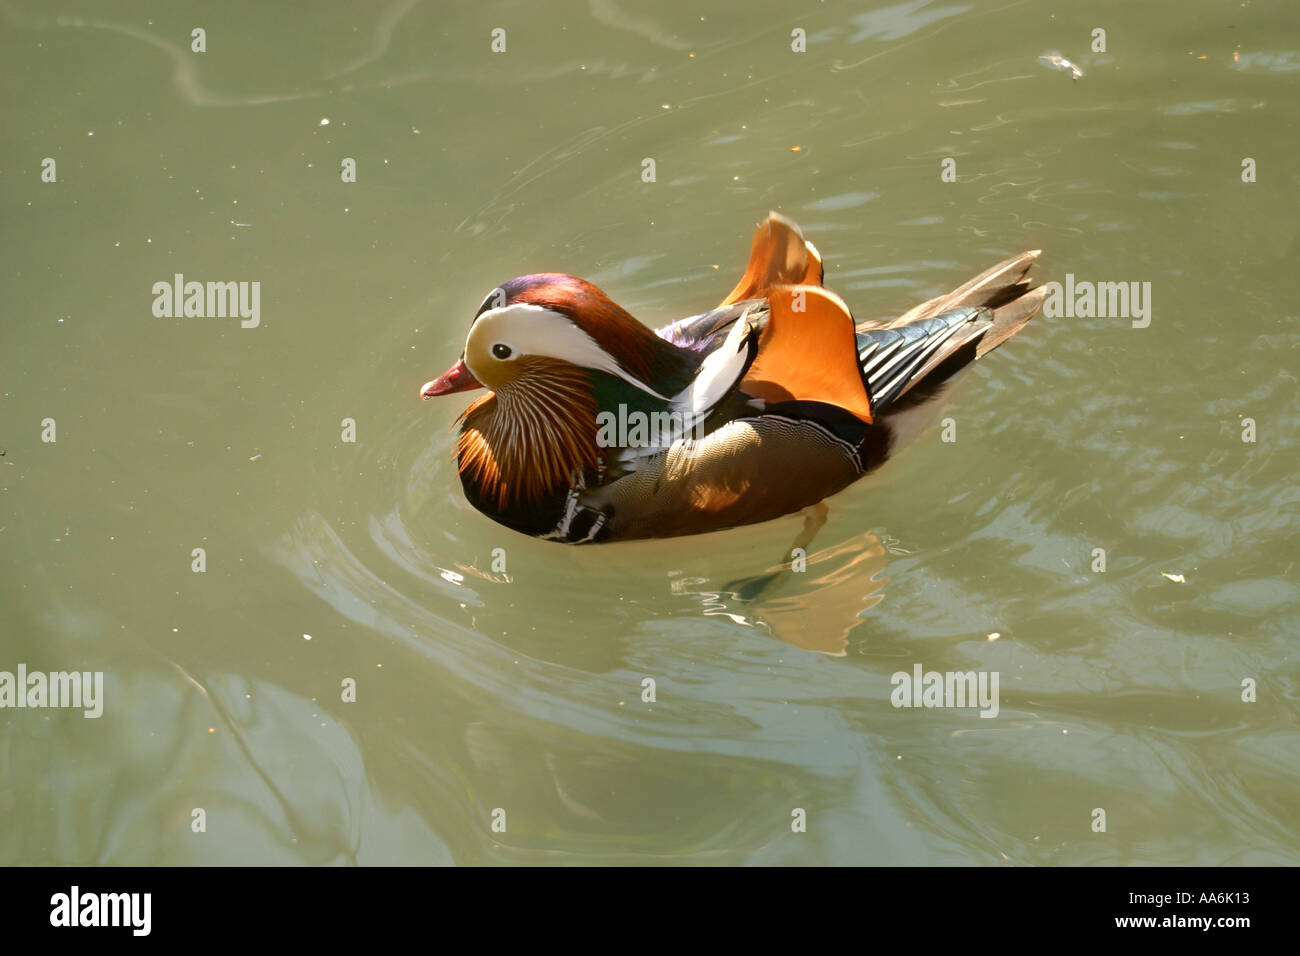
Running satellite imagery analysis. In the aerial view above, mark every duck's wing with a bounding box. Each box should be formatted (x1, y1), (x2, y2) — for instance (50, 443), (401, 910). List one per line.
(719, 211), (824, 305)
(703, 248), (1046, 425)
(657, 213), (871, 424)
(614, 281), (877, 475)
(740, 286), (874, 424)
(650, 222), (1045, 439)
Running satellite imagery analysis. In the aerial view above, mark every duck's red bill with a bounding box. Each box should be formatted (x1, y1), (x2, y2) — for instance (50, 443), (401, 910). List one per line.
(420, 358), (482, 399)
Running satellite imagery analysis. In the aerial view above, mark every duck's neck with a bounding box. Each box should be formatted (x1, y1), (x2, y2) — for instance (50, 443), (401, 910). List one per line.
(457, 366), (601, 511)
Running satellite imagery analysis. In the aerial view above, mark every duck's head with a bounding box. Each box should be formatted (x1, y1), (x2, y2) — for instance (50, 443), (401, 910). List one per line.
(419, 274), (695, 402)
(419, 274), (700, 511)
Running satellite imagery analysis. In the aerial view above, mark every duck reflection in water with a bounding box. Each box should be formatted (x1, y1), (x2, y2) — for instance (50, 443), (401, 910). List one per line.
(673, 519), (893, 657)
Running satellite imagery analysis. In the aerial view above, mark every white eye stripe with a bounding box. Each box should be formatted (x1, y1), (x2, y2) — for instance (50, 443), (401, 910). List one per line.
(467, 304), (668, 399)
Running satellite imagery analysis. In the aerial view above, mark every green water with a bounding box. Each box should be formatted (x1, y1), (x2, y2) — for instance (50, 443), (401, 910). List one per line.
(2, 0), (1297, 864)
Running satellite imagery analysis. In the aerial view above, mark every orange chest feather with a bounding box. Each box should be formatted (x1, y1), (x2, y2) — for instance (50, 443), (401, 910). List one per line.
(456, 375), (601, 510)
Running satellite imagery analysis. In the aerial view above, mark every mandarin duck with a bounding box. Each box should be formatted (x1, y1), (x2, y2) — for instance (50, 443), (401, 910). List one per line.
(420, 213), (1045, 544)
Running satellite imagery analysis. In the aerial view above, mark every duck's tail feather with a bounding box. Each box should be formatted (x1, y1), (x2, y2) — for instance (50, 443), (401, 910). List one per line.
(856, 251), (1046, 410)
(976, 284), (1046, 358)
(866, 250), (1042, 330)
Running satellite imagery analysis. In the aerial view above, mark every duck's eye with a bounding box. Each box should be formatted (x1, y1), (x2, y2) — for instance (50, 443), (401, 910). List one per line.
(492, 343), (513, 360)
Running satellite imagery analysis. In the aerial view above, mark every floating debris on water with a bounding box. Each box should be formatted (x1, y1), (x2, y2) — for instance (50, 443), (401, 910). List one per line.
(1161, 572), (1186, 583)
(1039, 51), (1084, 80)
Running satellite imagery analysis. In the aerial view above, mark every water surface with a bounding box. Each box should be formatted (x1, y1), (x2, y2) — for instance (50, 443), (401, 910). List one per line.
(2, 0), (1297, 864)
